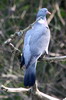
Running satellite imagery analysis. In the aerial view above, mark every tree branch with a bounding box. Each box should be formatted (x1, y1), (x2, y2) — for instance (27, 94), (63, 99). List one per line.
(1, 84), (60, 100)
(43, 55), (66, 62)
(55, 3), (65, 26)
(36, 88), (60, 100)
(1, 85), (31, 92)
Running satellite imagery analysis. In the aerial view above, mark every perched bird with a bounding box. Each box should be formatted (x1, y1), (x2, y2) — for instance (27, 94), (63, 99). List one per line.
(20, 8), (51, 87)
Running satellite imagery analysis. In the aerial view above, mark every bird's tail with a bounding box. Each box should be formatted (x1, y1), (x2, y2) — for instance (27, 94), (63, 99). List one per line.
(24, 62), (36, 87)
(20, 54), (25, 69)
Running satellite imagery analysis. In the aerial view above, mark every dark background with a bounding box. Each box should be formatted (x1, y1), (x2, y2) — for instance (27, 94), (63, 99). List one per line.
(0, 0), (66, 100)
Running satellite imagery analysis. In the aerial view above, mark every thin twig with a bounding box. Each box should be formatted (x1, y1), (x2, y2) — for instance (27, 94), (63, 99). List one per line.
(55, 3), (65, 26)
(43, 55), (66, 62)
(9, 50), (15, 73)
(9, 43), (21, 52)
(47, 9), (56, 24)
(38, 0), (43, 9)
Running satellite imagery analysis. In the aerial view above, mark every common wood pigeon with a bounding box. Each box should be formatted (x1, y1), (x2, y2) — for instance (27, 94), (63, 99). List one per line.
(20, 8), (51, 87)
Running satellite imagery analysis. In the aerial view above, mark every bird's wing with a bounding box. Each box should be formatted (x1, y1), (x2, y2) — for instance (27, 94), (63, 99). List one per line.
(29, 24), (50, 56)
(23, 29), (32, 46)
(23, 29), (32, 66)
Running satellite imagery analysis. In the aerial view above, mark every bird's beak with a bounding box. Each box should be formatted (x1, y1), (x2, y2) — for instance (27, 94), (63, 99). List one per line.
(47, 11), (51, 15)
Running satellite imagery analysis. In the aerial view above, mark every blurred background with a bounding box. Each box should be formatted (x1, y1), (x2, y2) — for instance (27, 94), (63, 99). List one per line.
(0, 0), (66, 100)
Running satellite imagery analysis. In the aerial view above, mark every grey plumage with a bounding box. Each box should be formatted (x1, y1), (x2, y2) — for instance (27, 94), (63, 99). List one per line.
(21, 8), (51, 87)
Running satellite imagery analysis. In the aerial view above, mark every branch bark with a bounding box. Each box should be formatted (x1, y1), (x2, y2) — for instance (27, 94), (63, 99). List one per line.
(43, 55), (66, 62)
(35, 89), (60, 100)
(1, 85), (31, 92)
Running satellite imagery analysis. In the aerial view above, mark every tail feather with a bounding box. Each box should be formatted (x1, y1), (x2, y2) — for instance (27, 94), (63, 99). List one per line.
(20, 55), (25, 69)
(24, 62), (36, 87)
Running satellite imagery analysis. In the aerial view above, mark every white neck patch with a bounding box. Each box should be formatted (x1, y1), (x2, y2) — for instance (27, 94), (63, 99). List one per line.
(38, 19), (48, 26)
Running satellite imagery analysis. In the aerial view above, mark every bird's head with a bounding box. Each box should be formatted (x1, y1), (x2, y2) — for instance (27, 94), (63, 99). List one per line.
(36, 8), (51, 19)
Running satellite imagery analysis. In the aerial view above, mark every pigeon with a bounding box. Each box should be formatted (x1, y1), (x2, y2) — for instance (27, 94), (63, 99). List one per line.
(20, 8), (51, 87)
